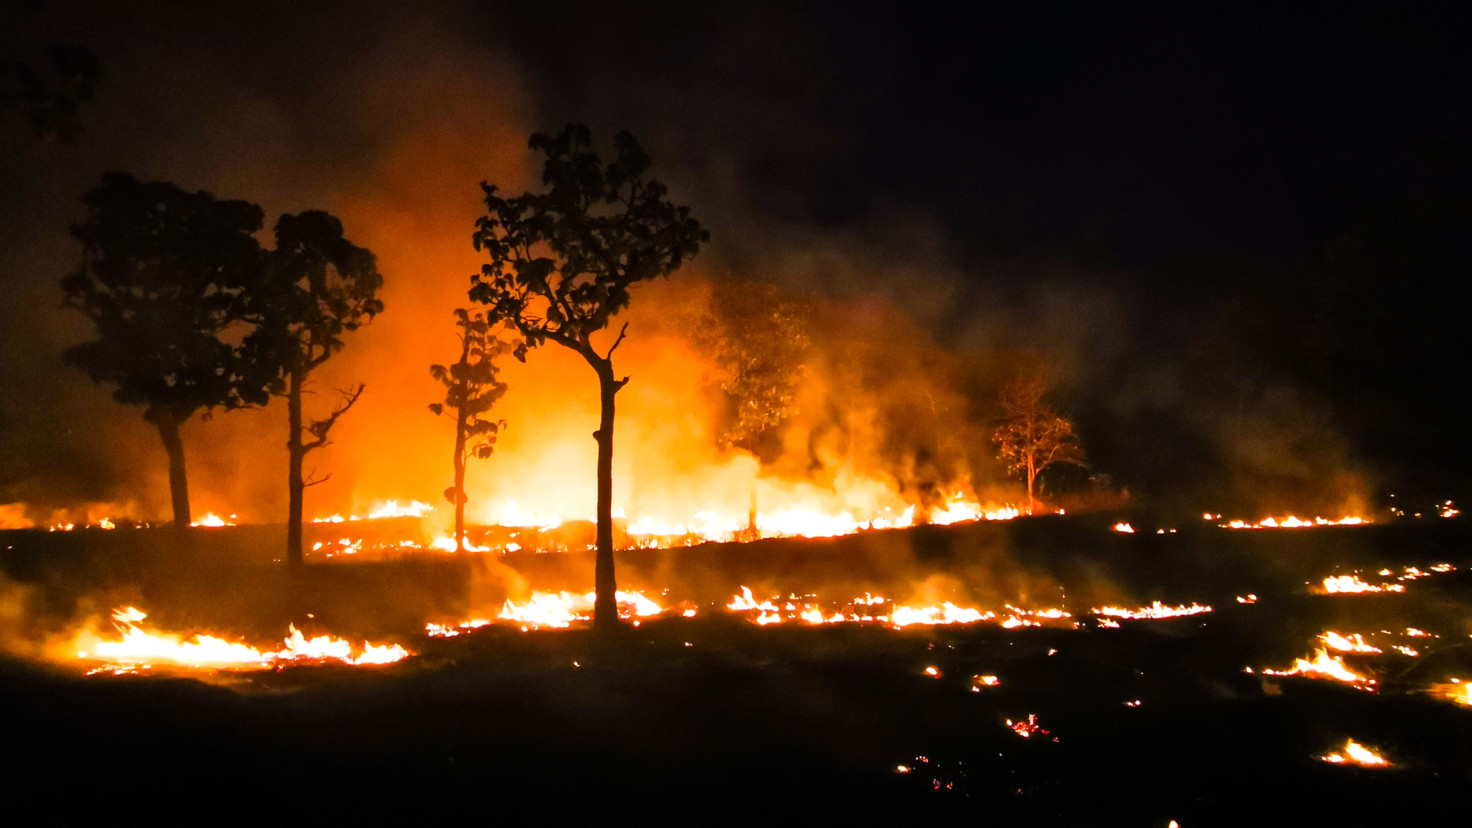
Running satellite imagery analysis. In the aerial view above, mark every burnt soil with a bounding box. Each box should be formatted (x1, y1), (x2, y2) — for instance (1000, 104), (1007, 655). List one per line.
(2, 516), (1471, 823)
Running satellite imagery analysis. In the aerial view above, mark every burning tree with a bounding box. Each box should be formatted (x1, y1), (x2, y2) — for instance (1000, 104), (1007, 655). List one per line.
(992, 376), (1084, 515)
(470, 124), (707, 628)
(244, 212), (383, 565)
(696, 279), (809, 536)
(60, 173), (269, 539)
(429, 308), (509, 552)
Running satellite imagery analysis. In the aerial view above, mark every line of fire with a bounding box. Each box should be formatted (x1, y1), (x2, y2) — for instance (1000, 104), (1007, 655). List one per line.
(3, 4), (1471, 822)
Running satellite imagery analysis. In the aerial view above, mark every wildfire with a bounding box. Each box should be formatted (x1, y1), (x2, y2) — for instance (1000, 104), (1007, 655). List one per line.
(1112, 522), (1134, 533)
(314, 499), (435, 523)
(429, 590), (668, 634)
(1320, 739), (1391, 767)
(1317, 574), (1405, 595)
(72, 607), (411, 673)
(1262, 649), (1375, 688)
(723, 587), (1080, 630)
(1093, 602), (1212, 620)
(1320, 632), (1381, 653)
(1213, 515), (1368, 529)
(1430, 680), (1472, 706)
(189, 513), (235, 527)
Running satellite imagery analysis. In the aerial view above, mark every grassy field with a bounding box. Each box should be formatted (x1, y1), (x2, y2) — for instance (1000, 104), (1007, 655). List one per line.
(2, 516), (1470, 822)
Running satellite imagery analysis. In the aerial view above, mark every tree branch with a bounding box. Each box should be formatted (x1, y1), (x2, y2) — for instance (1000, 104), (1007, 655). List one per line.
(604, 321), (630, 360)
(301, 383), (365, 454)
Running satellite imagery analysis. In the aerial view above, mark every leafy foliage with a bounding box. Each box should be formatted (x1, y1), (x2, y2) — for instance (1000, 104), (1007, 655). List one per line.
(60, 172), (268, 420)
(243, 211), (384, 388)
(470, 123), (707, 363)
(696, 280), (809, 449)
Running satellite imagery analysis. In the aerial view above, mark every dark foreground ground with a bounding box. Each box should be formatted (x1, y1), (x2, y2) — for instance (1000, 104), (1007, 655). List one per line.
(2, 516), (1471, 823)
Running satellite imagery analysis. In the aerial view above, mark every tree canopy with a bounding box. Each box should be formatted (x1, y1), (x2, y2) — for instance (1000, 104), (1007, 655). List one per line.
(993, 376), (1085, 515)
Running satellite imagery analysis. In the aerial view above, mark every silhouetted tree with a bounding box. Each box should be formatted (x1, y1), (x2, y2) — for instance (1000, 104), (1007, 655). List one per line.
(470, 124), (707, 628)
(60, 172), (267, 537)
(695, 279), (809, 536)
(429, 308), (509, 552)
(993, 376), (1084, 515)
(244, 212), (383, 565)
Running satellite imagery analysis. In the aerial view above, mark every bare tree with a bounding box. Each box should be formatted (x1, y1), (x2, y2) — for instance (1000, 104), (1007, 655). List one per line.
(429, 308), (509, 552)
(992, 376), (1084, 515)
(470, 124), (707, 629)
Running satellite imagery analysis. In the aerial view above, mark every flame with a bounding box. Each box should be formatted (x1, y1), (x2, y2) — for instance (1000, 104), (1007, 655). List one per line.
(1112, 522), (1134, 533)
(189, 513), (235, 527)
(429, 590), (667, 634)
(1093, 602), (1213, 620)
(1320, 739), (1390, 767)
(72, 606), (410, 671)
(723, 587), (1078, 630)
(313, 499), (436, 523)
(1214, 515), (1368, 529)
(1262, 649), (1375, 687)
(1317, 574), (1404, 594)
(1320, 631), (1381, 653)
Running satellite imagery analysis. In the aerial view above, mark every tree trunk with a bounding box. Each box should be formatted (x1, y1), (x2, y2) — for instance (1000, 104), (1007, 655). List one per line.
(286, 367), (305, 566)
(1026, 455), (1036, 516)
(452, 401), (468, 553)
(151, 407), (191, 542)
(592, 360), (619, 630)
(747, 434), (759, 538)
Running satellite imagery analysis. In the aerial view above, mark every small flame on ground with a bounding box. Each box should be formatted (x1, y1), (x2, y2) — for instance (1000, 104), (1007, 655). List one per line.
(189, 513), (235, 527)
(1213, 515), (1367, 530)
(1261, 649), (1375, 687)
(1320, 739), (1390, 767)
(1112, 522), (1134, 533)
(1093, 602), (1212, 620)
(73, 607), (410, 672)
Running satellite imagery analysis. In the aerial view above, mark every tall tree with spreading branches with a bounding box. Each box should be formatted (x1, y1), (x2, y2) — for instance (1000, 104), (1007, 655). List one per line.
(470, 123), (707, 629)
(992, 376), (1085, 515)
(429, 308), (509, 553)
(696, 279), (809, 536)
(244, 211), (383, 565)
(61, 172), (268, 540)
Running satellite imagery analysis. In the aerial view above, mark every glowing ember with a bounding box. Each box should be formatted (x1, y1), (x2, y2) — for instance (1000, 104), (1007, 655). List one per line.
(189, 512), (235, 527)
(1112, 522), (1134, 533)
(1262, 649), (1375, 687)
(1093, 602), (1212, 620)
(924, 665), (941, 678)
(1320, 739), (1390, 767)
(1236, 594), (1259, 604)
(72, 607), (410, 671)
(1005, 714), (1053, 740)
(972, 674), (1000, 688)
(1320, 632), (1381, 653)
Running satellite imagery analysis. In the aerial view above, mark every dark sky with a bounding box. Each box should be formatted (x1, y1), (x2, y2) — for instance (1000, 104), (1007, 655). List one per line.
(3, 1), (1469, 518)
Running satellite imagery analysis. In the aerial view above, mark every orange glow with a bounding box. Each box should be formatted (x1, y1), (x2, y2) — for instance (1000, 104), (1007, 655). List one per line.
(1112, 522), (1134, 533)
(189, 512), (235, 527)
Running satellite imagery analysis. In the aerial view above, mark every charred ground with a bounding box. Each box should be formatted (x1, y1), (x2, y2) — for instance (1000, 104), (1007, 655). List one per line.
(2, 517), (1471, 822)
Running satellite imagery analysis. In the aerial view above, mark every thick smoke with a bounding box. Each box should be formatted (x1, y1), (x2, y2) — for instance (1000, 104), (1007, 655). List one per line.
(0, 1), (1377, 528)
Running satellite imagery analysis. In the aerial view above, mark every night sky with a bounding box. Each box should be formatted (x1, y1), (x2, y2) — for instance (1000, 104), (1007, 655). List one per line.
(3, 1), (1469, 518)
